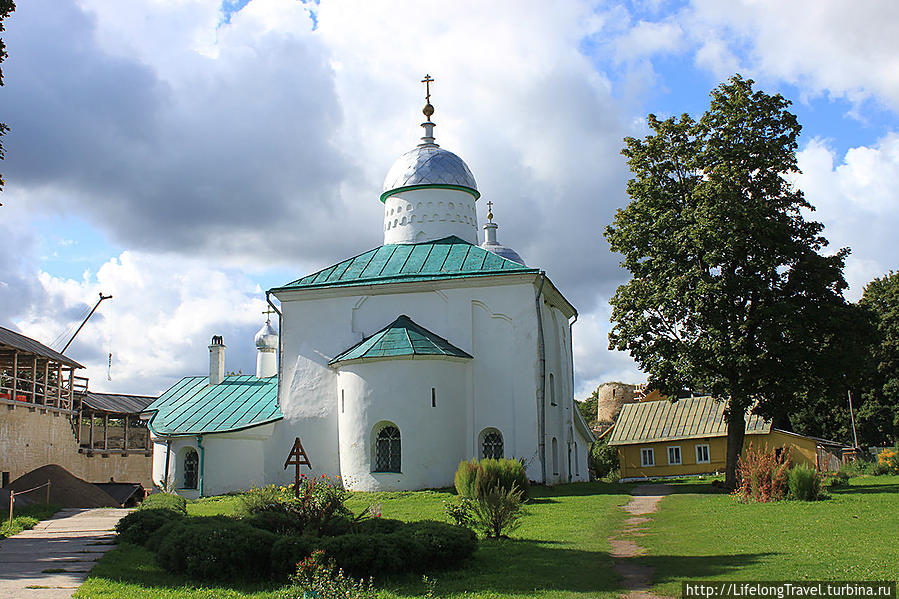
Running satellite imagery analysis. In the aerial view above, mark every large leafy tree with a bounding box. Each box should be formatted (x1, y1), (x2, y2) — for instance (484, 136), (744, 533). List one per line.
(0, 0), (15, 192)
(858, 272), (899, 445)
(605, 75), (850, 488)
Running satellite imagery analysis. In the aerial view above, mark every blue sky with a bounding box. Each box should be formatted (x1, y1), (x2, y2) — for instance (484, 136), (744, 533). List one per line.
(3, 0), (898, 395)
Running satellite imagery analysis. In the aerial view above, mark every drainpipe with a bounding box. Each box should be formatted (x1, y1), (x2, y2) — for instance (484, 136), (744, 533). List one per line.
(535, 272), (547, 484)
(196, 435), (205, 497)
(163, 438), (171, 490)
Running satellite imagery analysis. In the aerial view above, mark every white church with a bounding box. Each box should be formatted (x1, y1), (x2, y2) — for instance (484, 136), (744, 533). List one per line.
(144, 82), (594, 496)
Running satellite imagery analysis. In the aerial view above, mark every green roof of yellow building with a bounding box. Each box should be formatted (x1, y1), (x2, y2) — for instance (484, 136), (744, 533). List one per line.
(143, 375), (282, 436)
(608, 396), (771, 446)
(329, 315), (472, 365)
(271, 236), (537, 292)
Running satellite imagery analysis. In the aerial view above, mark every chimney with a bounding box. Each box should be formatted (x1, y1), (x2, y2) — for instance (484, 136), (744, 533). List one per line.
(209, 335), (225, 385)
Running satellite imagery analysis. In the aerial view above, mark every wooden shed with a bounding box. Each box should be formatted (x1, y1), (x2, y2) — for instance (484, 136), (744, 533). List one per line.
(607, 396), (848, 479)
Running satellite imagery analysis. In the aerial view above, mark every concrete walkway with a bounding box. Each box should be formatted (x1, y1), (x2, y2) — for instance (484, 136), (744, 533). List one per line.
(0, 508), (130, 599)
(609, 484), (672, 599)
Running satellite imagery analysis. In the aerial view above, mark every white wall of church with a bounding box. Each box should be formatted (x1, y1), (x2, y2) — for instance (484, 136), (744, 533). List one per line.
(335, 358), (469, 491)
(275, 278), (551, 490)
(383, 188), (479, 245)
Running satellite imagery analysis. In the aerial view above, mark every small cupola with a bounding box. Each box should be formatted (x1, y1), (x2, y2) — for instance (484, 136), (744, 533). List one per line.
(254, 314), (278, 378)
(480, 202), (526, 265)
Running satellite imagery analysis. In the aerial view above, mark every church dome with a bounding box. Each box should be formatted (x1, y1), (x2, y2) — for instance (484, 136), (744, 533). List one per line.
(381, 144), (479, 203)
(254, 320), (278, 350)
(481, 240), (526, 266)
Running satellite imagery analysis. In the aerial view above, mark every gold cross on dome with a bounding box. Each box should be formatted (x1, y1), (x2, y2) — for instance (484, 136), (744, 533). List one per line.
(262, 307), (276, 322)
(487, 201), (494, 222)
(421, 74), (434, 103)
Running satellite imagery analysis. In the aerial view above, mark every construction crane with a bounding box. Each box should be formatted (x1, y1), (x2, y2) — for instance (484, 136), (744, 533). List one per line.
(61, 292), (112, 353)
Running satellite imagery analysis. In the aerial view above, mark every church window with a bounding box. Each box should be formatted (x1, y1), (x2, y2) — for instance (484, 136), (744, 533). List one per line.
(374, 425), (401, 473)
(183, 448), (199, 489)
(431, 387), (436, 407)
(401, 216), (407, 225)
(549, 373), (557, 406)
(480, 429), (503, 460)
(406, 204), (412, 211)
(341, 389), (345, 413)
(552, 437), (559, 475)
(574, 442), (579, 476)
(449, 202), (455, 209)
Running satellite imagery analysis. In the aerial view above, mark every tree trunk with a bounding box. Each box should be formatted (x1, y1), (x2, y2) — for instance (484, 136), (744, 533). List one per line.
(724, 404), (747, 490)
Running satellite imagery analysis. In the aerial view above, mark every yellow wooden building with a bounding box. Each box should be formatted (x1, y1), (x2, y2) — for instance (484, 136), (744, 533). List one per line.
(607, 396), (845, 479)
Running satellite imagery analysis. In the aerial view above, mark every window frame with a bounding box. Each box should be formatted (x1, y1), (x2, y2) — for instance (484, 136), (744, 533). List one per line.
(640, 447), (655, 467)
(372, 424), (401, 473)
(667, 445), (682, 465)
(695, 444), (710, 464)
(182, 448), (199, 490)
(479, 428), (504, 460)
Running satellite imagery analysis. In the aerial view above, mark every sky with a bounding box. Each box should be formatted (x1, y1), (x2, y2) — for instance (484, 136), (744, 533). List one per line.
(2, 0), (898, 398)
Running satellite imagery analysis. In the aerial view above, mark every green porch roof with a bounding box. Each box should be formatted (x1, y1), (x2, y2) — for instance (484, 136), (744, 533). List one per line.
(329, 315), (473, 365)
(608, 396), (771, 446)
(272, 236), (537, 292)
(143, 375), (282, 436)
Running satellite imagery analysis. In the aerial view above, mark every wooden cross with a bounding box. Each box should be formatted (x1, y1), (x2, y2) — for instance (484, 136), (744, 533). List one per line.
(283, 437), (312, 498)
(421, 74), (434, 103)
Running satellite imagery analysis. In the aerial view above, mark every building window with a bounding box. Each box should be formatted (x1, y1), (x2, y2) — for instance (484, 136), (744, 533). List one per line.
(480, 429), (503, 459)
(667, 446), (682, 465)
(574, 442), (579, 476)
(431, 387), (436, 408)
(640, 448), (655, 467)
(374, 425), (401, 473)
(549, 373), (557, 406)
(695, 444), (710, 464)
(552, 437), (559, 475)
(341, 389), (345, 414)
(183, 448), (199, 489)
(1, 472), (8, 487)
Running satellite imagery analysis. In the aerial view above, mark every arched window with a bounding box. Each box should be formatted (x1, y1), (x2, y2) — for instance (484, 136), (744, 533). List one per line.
(183, 448), (198, 490)
(574, 442), (579, 476)
(374, 425), (401, 472)
(549, 373), (557, 406)
(480, 429), (504, 460)
(551, 437), (559, 476)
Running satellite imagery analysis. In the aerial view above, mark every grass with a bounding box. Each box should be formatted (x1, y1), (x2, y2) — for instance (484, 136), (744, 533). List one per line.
(0, 503), (60, 539)
(640, 475), (899, 598)
(75, 482), (635, 599)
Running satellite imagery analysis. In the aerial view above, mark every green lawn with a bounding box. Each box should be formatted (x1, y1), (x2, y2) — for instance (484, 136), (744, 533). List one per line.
(640, 475), (899, 598)
(75, 476), (899, 599)
(75, 483), (634, 599)
(0, 503), (60, 539)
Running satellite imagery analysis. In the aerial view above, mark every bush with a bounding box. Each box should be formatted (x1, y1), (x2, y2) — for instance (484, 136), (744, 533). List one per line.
(156, 518), (277, 581)
(140, 493), (187, 514)
(115, 508), (184, 546)
(876, 447), (899, 474)
(734, 443), (791, 503)
(824, 470), (850, 489)
(404, 520), (477, 570)
(590, 440), (619, 480)
(271, 535), (316, 578)
(352, 517), (404, 535)
(245, 510), (303, 535)
(469, 483), (526, 538)
(871, 460), (892, 475)
(475, 459), (529, 499)
(239, 477), (351, 536)
(454, 460), (479, 498)
(278, 549), (376, 599)
(788, 464), (821, 501)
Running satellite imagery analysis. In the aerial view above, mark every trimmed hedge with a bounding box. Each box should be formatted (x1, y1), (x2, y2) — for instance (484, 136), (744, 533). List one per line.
(115, 508), (184, 546)
(156, 518), (277, 581)
(271, 535), (316, 577)
(140, 493), (187, 514)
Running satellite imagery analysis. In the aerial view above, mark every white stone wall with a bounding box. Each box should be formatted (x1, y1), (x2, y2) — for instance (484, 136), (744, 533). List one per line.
(383, 188), (479, 245)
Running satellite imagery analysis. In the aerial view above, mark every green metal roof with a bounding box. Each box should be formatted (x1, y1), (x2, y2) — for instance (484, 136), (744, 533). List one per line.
(607, 396), (771, 446)
(272, 236), (537, 292)
(330, 315), (473, 365)
(143, 375), (282, 436)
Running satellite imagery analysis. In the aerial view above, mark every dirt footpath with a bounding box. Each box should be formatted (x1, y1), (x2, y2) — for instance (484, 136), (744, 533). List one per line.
(609, 484), (672, 599)
(0, 508), (129, 599)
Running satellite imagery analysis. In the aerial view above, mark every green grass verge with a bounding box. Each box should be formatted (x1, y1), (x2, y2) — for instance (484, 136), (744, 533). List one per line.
(641, 475), (899, 597)
(76, 482), (634, 599)
(0, 504), (60, 539)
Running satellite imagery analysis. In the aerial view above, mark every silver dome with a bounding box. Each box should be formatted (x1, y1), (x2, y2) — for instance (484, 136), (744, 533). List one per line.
(481, 241), (526, 265)
(254, 320), (278, 350)
(381, 145), (479, 202)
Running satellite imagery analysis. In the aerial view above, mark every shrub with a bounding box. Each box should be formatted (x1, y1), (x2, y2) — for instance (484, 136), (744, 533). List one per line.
(143, 517), (185, 553)
(475, 459), (529, 499)
(590, 440), (620, 480)
(454, 460), (479, 498)
(239, 476), (351, 536)
(469, 483), (526, 538)
(156, 518), (277, 581)
(115, 508), (184, 546)
(140, 492), (187, 514)
(317, 533), (406, 577)
(245, 510), (303, 534)
(352, 517), (404, 535)
(824, 470), (850, 489)
(788, 464), (821, 501)
(271, 535), (316, 578)
(876, 448), (899, 474)
(404, 520), (477, 570)
(444, 497), (476, 529)
(734, 443), (790, 503)
(871, 460), (892, 475)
